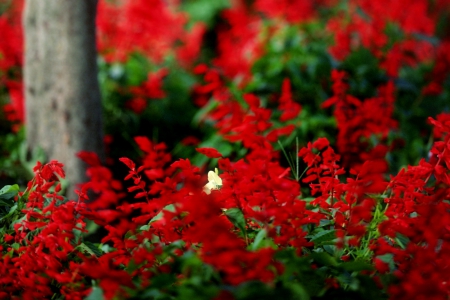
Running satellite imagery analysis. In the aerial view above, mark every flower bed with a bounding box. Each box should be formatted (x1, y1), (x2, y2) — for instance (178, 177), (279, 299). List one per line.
(1, 0), (450, 299)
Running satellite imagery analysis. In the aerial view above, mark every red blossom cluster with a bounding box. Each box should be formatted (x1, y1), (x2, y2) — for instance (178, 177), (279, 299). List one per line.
(0, 0), (23, 126)
(193, 65), (297, 144)
(96, 0), (204, 66)
(423, 41), (450, 95)
(371, 117), (450, 299)
(0, 0), (22, 73)
(326, 0), (438, 76)
(322, 70), (397, 168)
(212, 1), (264, 84)
(69, 56), (450, 296)
(1, 0), (449, 125)
(123, 68), (168, 114)
(3, 109), (450, 298)
(0, 160), (92, 299)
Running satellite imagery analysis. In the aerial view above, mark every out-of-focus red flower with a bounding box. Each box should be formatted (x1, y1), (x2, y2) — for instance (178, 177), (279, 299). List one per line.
(125, 97), (147, 114)
(97, 0), (195, 65)
(254, 0), (316, 23)
(181, 136), (201, 146)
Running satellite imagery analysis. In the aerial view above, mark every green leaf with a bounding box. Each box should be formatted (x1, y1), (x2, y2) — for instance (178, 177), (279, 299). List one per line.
(0, 185), (19, 201)
(0, 199), (13, 207)
(224, 208), (247, 236)
(150, 273), (177, 288)
(319, 219), (332, 227)
(181, 0), (230, 26)
(192, 99), (218, 126)
(11, 215), (26, 229)
(395, 232), (409, 249)
(149, 204), (176, 224)
(309, 229), (336, 244)
(250, 229), (267, 251)
(286, 282), (311, 300)
(310, 251), (338, 267)
(124, 55), (148, 86)
(340, 261), (374, 272)
(337, 272), (360, 290)
(140, 224), (150, 231)
(11, 242), (20, 250)
(85, 241), (103, 257)
(412, 33), (440, 47)
(72, 227), (83, 244)
(322, 244), (336, 256)
(76, 242), (103, 257)
(126, 259), (140, 274)
(85, 286), (104, 300)
(0, 204), (17, 221)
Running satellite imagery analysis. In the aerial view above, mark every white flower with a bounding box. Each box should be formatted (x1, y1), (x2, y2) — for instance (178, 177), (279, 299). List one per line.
(203, 168), (223, 194)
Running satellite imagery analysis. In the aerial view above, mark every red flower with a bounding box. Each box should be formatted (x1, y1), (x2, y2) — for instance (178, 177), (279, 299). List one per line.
(125, 97), (147, 114)
(278, 79), (301, 122)
(181, 136), (201, 146)
(195, 147), (223, 158)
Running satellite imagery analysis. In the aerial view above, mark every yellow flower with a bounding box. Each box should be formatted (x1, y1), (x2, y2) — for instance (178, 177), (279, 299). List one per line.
(203, 168), (223, 194)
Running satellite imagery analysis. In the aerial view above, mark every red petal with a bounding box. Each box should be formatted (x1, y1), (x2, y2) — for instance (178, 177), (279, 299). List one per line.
(119, 157), (135, 170)
(195, 147), (223, 158)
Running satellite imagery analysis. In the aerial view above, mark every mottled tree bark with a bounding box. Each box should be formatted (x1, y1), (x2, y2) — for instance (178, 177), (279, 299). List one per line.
(24, 0), (104, 198)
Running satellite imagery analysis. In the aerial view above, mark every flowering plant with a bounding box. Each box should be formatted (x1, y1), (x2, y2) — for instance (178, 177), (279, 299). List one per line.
(1, 116), (450, 299)
(1, 0), (450, 299)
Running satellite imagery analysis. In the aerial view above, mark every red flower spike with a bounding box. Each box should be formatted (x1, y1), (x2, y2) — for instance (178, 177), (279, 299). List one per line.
(278, 78), (301, 122)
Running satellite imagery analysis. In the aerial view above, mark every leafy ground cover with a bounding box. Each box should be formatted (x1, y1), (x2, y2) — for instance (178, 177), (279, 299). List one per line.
(1, 0), (450, 299)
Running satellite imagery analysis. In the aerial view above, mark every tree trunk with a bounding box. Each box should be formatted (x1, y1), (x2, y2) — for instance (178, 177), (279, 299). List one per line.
(23, 0), (104, 198)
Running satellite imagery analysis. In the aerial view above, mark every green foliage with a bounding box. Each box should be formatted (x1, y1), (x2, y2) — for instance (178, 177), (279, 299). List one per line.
(86, 286), (105, 300)
(181, 0), (230, 28)
(0, 184), (19, 229)
(0, 128), (44, 187)
(224, 208), (247, 238)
